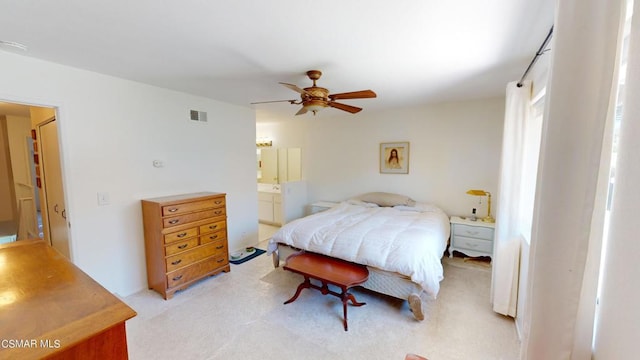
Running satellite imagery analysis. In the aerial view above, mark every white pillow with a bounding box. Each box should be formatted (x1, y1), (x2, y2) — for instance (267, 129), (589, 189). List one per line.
(394, 202), (444, 213)
(345, 199), (380, 208)
(352, 192), (416, 207)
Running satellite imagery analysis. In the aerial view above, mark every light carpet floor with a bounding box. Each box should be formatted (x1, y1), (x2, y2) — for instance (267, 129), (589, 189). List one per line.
(123, 241), (519, 360)
(259, 223), (280, 241)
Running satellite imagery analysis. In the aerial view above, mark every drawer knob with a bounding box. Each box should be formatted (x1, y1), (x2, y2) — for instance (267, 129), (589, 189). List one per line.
(176, 232), (187, 238)
(466, 230), (479, 236)
(177, 244), (188, 249)
(209, 225), (218, 230)
(214, 210), (222, 215)
(217, 259), (225, 263)
(168, 219), (180, 225)
(216, 245), (224, 250)
(171, 259), (182, 265)
(168, 208), (179, 212)
(172, 275), (183, 281)
(215, 201), (222, 204)
(210, 235), (218, 240)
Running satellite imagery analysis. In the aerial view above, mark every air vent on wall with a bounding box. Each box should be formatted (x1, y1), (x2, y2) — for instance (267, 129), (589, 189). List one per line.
(190, 110), (208, 122)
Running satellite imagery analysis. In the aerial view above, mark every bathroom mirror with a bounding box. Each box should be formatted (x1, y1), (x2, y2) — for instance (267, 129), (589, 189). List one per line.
(257, 148), (301, 184)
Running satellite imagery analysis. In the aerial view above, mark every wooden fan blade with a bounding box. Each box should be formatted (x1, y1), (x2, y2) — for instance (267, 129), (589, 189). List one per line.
(279, 82), (309, 95)
(295, 107), (308, 115)
(329, 90), (377, 100)
(251, 99), (297, 105)
(328, 102), (362, 114)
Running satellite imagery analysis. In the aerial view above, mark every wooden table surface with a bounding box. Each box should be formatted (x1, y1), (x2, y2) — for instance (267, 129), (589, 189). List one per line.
(283, 252), (369, 287)
(0, 239), (137, 359)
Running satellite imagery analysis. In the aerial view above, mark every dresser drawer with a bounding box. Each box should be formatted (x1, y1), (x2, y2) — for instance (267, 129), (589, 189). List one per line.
(200, 230), (226, 245)
(452, 236), (493, 254)
(165, 243), (220, 272)
(163, 209), (221, 228)
(453, 224), (494, 240)
(202, 237), (227, 256)
(199, 220), (226, 235)
(166, 255), (228, 289)
(210, 207), (225, 218)
(164, 227), (198, 244)
(164, 238), (199, 256)
(161, 198), (225, 216)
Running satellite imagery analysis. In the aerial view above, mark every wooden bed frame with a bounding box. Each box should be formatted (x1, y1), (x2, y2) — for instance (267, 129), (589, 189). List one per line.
(272, 244), (427, 320)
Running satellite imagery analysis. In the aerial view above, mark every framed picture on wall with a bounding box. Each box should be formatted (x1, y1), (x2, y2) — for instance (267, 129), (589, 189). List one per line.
(380, 142), (409, 174)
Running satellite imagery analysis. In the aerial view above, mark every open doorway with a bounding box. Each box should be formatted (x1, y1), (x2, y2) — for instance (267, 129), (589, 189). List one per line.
(0, 101), (70, 258)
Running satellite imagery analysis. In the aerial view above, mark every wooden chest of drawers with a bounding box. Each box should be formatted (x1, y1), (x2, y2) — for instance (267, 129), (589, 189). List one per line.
(141, 192), (230, 299)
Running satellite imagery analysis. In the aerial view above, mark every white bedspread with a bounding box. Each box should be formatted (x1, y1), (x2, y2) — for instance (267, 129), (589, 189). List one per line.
(268, 201), (450, 298)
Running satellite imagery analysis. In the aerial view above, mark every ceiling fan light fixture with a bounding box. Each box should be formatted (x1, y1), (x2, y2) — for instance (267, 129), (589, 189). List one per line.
(303, 99), (328, 115)
(263, 70), (376, 116)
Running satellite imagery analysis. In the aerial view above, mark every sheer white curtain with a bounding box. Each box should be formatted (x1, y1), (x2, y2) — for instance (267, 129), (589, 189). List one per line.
(521, 0), (626, 358)
(491, 81), (531, 316)
(593, 0), (640, 357)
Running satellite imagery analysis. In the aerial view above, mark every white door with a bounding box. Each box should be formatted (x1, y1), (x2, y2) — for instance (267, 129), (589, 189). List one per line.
(39, 119), (70, 258)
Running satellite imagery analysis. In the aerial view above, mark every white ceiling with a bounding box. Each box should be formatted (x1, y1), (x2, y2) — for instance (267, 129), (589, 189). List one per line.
(0, 1), (554, 119)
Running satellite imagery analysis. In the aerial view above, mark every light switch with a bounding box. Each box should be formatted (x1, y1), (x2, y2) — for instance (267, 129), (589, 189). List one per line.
(153, 160), (164, 168)
(97, 192), (110, 206)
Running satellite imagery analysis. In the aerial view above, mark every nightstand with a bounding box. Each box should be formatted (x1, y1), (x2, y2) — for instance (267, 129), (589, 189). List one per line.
(309, 201), (339, 215)
(449, 216), (495, 260)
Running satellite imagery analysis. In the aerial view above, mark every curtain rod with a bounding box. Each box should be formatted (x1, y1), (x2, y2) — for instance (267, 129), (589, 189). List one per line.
(517, 26), (554, 87)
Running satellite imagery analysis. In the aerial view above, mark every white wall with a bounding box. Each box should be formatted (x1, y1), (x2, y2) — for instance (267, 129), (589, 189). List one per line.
(0, 51), (258, 296)
(257, 97), (504, 217)
(5, 115), (32, 187)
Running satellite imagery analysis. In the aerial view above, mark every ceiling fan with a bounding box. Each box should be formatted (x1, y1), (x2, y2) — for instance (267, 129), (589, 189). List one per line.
(252, 70), (377, 116)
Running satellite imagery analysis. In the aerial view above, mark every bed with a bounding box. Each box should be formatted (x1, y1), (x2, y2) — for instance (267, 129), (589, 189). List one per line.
(267, 192), (450, 320)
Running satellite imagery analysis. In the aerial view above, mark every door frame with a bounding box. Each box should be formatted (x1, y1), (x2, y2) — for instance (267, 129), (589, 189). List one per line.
(0, 96), (73, 260)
